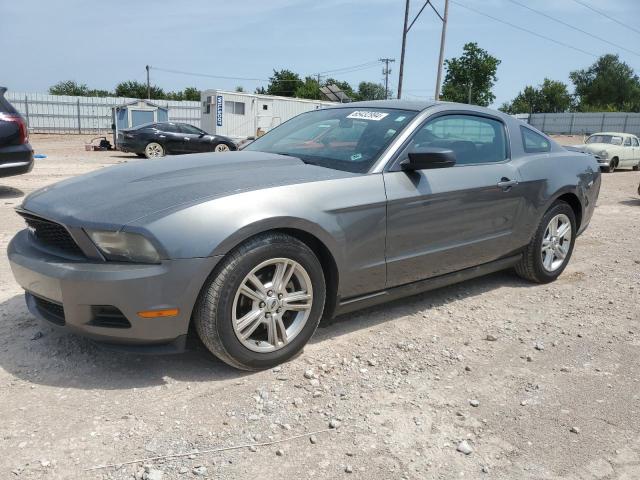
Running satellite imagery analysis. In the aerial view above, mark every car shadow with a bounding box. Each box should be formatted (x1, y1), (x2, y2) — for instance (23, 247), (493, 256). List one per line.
(619, 198), (640, 206)
(0, 270), (530, 390)
(0, 186), (25, 199)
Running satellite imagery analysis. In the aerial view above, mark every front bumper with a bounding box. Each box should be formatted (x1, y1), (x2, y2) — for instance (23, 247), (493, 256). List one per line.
(8, 229), (220, 348)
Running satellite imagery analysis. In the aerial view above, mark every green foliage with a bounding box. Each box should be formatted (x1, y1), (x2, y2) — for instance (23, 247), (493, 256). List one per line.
(355, 81), (386, 101)
(570, 54), (640, 112)
(441, 42), (501, 107)
(266, 69), (303, 97)
(49, 80), (90, 96)
(235, 86), (245, 93)
(295, 77), (322, 100)
(501, 79), (573, 114)
(115, 80), (164, 99)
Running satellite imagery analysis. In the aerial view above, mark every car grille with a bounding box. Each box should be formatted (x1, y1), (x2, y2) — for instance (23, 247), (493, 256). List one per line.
(32, 294), (66, 326)
(18, 212), (84, 257)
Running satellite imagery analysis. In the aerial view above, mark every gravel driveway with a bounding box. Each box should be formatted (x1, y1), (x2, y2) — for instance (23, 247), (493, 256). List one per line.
(0, 135), (638, 479)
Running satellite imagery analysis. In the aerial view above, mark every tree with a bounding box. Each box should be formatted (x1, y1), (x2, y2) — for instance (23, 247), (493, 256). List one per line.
(570, 54), (640, 111)
(501, 79), (573, 114)
(182, 87), (200, 101)
(441, 42), (501, 106)
(115, 80), (165, 99)
(295, 77), (322, 100)
(355, 81), (386, 101)
(235, 86), (245, 93)
(266, 69), (303, 97)
(49, 80), (89, 96)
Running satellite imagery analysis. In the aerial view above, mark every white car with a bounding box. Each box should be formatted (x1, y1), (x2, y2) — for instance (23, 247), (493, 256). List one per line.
(577, 132), (640, 173)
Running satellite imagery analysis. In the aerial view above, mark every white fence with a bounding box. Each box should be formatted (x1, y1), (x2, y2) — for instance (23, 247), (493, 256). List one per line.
(517, 112), (640, 136)
(5, 92), (201, 134)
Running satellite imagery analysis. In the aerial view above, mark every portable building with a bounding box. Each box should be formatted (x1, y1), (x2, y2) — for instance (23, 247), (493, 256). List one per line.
(200, 90), (336, 140)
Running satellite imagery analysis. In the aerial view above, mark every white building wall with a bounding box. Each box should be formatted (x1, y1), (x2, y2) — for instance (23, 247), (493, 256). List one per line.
(201, 90), (336, 139)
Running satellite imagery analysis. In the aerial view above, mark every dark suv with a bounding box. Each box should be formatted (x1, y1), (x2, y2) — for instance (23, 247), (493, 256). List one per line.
(0, 87), (33, 177)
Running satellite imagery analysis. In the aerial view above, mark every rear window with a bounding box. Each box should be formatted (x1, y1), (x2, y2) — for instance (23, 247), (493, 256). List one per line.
(521, 127), (550, 153)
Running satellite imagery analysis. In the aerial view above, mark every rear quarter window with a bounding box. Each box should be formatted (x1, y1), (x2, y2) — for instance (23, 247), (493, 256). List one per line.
(521, 127), (551, 153)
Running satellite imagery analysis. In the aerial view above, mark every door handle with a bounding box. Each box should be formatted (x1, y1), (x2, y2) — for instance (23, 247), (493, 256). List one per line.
(497, 178), (518, 190)
(183, 137), (190, 141)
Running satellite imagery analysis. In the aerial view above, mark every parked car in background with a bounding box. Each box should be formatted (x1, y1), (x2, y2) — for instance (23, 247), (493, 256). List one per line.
(117, 122), (237, 159)
(573, 132), (640, 172)
(0, 87), (33, 178)
(8, 101), (601, 370)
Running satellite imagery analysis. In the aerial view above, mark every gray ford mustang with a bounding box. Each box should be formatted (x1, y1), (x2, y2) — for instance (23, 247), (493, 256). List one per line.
(8, 101), (601, 370)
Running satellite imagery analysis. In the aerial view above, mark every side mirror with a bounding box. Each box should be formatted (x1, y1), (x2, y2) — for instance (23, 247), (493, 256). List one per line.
(401, 147), (456, 170)
(199, 132), (206, 138)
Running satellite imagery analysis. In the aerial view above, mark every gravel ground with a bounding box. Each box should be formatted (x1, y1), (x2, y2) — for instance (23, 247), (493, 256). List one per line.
(0, 134), (638, 480)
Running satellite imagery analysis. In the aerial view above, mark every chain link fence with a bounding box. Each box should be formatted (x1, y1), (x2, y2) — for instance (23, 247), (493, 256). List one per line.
(5, 92), (201, 134)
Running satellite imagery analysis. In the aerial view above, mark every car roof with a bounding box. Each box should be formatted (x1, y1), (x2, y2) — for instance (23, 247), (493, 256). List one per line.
(590, 132), (635, 137)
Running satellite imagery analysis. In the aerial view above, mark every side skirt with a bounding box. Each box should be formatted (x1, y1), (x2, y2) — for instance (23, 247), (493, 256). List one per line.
(335, 254), (522, 316)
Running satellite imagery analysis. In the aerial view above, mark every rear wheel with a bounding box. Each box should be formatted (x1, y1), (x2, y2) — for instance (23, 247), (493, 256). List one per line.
(193, 233), (326, 370)
(214, 142), (232, 152)
(633, 164), (639, 171)
(144, 142), (165, 159)
(515, 201), (576, 283)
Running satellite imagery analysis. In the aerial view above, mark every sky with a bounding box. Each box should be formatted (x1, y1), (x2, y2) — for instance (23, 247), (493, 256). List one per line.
(2, 0), (640, 107)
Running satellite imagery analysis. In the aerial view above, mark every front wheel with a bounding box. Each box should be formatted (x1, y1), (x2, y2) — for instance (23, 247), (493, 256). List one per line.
(193, 233), (326, 370)
(608, 160), (616, 173)
(144, 142), (165, 159)
(515, 201), (576, 283)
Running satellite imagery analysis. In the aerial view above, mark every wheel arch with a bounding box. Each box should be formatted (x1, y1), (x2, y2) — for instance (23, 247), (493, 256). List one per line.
(550, 190), (583, 231)
(209, 219), (342, 319)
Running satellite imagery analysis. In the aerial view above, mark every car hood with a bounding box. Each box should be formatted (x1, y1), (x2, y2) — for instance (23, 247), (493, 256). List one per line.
(21, 151), (355, 227)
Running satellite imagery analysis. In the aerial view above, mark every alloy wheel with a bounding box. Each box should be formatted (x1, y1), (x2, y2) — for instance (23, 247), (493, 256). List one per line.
(540, 213), (572, 272)
(232, 258), (313, 353)
(215, 143), (230, 152)
(145, 143), (164, 158)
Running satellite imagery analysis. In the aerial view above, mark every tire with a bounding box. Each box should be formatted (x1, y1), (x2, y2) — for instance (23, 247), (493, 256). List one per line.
(608, 158), (616, 173)
(515, 201), (576, 284)
(144, 142), (165, 159)
(193, 233), (326, 370)
(633, 164), (639, 171)
(213, 142), (232, 152)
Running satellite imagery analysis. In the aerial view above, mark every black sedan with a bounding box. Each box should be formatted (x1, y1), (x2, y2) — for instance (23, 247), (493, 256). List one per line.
(0, 87), (33, 177)
(116, 122), (237, 158)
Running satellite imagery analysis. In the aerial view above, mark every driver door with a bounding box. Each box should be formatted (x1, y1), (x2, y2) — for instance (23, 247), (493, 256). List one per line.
(383, 113), (525, 288)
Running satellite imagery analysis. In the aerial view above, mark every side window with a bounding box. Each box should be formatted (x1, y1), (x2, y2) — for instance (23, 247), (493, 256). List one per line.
(521, 127), (551, 153)
(224, 101), (245, 115)
(179, 124), (203, 135)
(158, 123), (179, 133)
(624, 136), (632, 147)
(408, 114), (507, 165)
(633, 138), (639, 147)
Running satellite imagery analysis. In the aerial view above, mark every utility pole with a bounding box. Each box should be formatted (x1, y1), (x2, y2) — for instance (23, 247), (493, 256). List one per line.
(146, 65), (151, 99)
(397, 0), (449, 100)
(379, 58), (395, 99)
(397, 0), (410, 99)
(434, 0), (449, 101)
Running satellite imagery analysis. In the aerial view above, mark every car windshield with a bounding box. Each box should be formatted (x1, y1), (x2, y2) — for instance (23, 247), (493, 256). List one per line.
(244, 107), (418, 173)
(586, 134), (623, 145)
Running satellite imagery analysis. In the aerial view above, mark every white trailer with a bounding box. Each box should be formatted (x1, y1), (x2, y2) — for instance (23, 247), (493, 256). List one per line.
(201, 90), (336, 140)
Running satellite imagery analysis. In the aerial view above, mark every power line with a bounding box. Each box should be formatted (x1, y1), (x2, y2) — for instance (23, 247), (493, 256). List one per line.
(571, 0), (640, 36)
(507, 0), (640, 57)
(451, 0), (598, 58)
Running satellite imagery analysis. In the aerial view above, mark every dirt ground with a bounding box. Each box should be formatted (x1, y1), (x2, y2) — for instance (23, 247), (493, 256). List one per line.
(0, 134), (639, 480)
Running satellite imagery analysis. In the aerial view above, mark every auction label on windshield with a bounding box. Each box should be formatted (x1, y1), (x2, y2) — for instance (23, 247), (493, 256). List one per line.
(346, 111), (389, 121)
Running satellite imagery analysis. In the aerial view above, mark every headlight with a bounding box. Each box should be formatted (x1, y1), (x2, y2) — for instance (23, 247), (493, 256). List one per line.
(87, 230), (160, 263)
(598, 150), (609, 158)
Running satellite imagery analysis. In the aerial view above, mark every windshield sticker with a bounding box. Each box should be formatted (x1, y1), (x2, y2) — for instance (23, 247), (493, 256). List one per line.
(351, 153), (363, 161)
(346, 111), (389, 121)
(395, 115), (406, 122)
